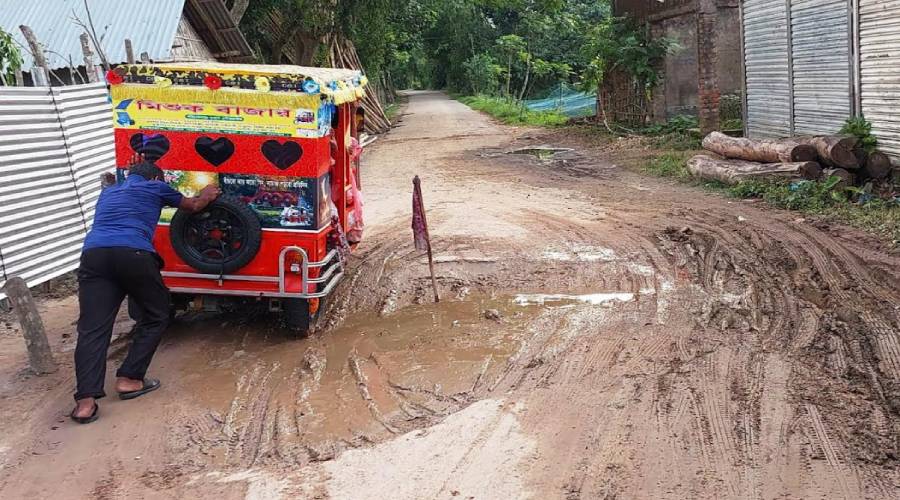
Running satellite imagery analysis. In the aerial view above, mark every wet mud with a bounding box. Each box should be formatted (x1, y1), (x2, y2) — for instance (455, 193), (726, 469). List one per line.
(0, 91), (899, 499)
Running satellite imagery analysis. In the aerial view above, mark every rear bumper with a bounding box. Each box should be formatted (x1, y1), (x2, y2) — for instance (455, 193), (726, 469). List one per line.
(162, 247), (343, 299)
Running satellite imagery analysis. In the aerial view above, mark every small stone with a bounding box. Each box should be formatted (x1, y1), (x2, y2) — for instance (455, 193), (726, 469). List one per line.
(483, 309), (502, 321)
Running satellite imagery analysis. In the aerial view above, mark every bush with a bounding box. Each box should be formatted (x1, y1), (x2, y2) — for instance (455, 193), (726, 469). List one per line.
(463, 54), (503, 95)
(458, 95), (569, 126)
(642, 152), (692, 179)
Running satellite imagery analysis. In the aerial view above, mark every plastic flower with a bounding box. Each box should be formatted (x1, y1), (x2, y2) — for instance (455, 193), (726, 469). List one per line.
(204, 74), (223, 90)
(105, 69), (124, 85)
(154, 76), (172, 87)
(302, 79), (320, 94)
(255, 76), (271, 92)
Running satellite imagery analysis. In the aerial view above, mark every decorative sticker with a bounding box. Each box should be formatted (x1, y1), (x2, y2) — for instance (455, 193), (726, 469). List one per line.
(111, 98), (331, 138)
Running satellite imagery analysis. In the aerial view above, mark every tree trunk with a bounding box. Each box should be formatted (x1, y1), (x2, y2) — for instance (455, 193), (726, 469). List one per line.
(79, 33), (97, 82)
(822, 168), (854, 189)
(861, 151), (892, 180)
(687, 155), (822, 185)
(518, 53), (531, 101)
(702, 132), (818, 163)
(294, 33), (320, 66)
(793, 135), (860, 169)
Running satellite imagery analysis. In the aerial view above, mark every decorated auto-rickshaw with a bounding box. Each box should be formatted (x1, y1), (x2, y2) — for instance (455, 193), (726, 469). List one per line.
(108, 62), (367, 335)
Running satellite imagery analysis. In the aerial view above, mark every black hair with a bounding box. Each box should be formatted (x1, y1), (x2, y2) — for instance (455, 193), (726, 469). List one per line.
(129, 162), (164, 181)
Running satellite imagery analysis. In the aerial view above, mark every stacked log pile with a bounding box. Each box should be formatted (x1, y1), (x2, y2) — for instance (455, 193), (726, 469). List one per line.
(690, 131), (898, 187)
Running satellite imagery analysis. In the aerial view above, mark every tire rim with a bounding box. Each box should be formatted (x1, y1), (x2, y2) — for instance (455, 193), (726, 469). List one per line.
(181, 205), (248, 267)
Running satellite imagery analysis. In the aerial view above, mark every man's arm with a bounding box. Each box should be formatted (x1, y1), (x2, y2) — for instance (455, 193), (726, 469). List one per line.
(179, 184), (221, 213)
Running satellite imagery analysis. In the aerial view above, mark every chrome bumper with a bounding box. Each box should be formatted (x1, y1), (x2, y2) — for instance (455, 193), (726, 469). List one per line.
(161, 247), (344, 299)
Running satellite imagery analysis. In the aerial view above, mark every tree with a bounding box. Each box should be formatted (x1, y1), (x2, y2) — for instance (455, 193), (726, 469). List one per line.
(0, 27), (23, 86)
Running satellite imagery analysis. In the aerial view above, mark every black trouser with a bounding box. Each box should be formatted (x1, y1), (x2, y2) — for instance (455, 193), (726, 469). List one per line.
(74, 247), (170, 401)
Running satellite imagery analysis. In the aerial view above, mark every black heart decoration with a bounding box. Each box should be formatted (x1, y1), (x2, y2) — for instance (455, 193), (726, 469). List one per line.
(261, 140), (303, 170)
(129, 133), (170, 162)
(194, 137), (235, 167)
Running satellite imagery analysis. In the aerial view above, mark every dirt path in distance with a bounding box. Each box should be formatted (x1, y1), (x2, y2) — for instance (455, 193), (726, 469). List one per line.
(0, 91), (898, 499)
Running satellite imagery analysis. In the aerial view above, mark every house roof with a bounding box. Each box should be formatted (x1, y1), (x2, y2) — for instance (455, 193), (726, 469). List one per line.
(0, 0), (252, 70)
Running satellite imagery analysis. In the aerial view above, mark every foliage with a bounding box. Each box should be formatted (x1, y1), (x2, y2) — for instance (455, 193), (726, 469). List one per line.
(639, 116), (701, 151)
(0, 27), (23, 86)
(464, 53), (504, 95)
(458, 94), (569, 126)
(579, 16), (675, 94)
(840, 116), (878, 154)
(642, 152), (693, 179)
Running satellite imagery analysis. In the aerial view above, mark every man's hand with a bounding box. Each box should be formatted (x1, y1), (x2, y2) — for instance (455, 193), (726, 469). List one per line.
(100, 172), (116, 189)
(179, 184), (221, 213)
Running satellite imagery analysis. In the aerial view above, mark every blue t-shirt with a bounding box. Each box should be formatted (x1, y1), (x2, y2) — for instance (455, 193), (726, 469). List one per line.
(83, 174), (184, 253)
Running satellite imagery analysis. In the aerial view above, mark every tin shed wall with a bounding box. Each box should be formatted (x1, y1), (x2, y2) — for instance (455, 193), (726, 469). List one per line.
(790, 0), (853, 135)
(859, 0), (900, 164)
(0, 83), (114, 298)
(743, 0), (793, 138)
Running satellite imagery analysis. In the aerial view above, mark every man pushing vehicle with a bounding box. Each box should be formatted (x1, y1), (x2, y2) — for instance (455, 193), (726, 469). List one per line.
(71, 162), (219, 424)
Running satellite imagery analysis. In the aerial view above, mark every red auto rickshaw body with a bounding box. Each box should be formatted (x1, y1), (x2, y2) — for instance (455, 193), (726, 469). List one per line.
(109, 63), (366, 328)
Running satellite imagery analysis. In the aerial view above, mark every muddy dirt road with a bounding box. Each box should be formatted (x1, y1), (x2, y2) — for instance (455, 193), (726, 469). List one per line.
(1, 91), (899, 499)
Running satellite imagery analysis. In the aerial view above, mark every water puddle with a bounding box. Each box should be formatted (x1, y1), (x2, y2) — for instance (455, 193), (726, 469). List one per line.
(514, 292), (635, 307)
(507, 145), (573, 160)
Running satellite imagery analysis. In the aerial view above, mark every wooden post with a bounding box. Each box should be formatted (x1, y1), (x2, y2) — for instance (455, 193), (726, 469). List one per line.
(14, 69), (24, 86)
(412, 176), (439, 303)
(124, 39), (135, 64)
(80, 33), (97, 82)
(3, 277), (57, 374)
(19, 25), (50, 86)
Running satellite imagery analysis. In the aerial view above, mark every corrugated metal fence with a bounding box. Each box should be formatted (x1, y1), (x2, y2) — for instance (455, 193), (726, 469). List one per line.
(0, 83), (114, 298)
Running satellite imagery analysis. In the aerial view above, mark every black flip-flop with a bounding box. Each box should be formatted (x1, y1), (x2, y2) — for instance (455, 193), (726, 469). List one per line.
(118, 378), (161, 400)
(70, 402), (99, 424)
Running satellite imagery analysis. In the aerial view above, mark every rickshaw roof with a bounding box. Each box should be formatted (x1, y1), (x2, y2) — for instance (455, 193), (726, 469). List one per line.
(143, 62), (364, 83)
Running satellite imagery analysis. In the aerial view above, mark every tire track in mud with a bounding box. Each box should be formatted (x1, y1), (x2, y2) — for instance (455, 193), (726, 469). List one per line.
(650, 206), (900, 496)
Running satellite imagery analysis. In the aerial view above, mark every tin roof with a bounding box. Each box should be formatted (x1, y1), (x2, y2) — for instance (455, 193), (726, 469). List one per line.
(0, 0), (252, 70)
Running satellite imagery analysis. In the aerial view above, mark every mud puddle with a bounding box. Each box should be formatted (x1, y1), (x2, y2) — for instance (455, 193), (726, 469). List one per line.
(507, 145), (573, 160)
(173, 295), (558, 465)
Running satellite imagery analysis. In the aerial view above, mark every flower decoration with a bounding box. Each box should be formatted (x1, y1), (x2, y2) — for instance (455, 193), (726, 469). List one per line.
(255, 76), (271, 92)
(204, 74), (223, 90)
(302, 79), (320, 94)
(154, 76), (172, 87)
(328, 82), (339, 91)
(105, 69), (124, 85)
(360, 76), (369, 86)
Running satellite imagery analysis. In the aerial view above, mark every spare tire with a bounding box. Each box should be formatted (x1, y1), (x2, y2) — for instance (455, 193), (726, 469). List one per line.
(170, 195), (262, 274)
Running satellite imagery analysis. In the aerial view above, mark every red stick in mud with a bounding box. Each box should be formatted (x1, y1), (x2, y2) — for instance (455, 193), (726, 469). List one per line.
(412, 176), (439, 303)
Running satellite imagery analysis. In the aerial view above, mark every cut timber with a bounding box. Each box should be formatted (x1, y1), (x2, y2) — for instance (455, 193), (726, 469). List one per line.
(702, 132), (818, 163)
(687, 155), (822, 185)
(861, 151), (892, 180)
(822, 168), (854, 189)
(794, 135), (860, 169)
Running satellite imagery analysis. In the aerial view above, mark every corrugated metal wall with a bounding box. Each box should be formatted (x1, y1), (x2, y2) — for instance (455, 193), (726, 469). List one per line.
(743, 0), (793, 138)
(790, 0), (853, 134)
(0, 83), (114, 298)
(859, 0), (900, 163)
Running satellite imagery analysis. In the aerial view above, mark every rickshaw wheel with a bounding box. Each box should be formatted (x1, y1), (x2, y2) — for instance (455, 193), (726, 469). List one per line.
(170, 195), (262, 274)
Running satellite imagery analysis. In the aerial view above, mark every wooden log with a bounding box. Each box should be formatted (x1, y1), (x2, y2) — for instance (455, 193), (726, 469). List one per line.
(822, 168), (854, 189)
(124, 39), (135, 64)
(861, 151), (892, 180)
(80, 33), (98, 83)
(793, 135), (860, 169)
(687, 155), (822, 185)
(3, 277), (57, 374)
(19, 25), (50, 86)
(702, 132), (817, 163)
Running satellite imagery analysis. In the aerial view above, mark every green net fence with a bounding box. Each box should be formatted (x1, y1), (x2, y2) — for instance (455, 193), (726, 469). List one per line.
(523, 83), (597, 118)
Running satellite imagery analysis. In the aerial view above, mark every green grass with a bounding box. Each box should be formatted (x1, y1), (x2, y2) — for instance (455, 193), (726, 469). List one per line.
(641, 153), (900, 246)
(457, 95), (569, 127)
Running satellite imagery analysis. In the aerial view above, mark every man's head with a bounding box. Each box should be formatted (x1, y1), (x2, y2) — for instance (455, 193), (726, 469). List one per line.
(129, 162), (164, 181)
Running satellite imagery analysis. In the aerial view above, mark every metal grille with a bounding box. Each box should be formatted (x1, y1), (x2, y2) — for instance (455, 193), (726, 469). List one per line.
(0, 83), (114, 298)
(791, 0), (853, 135)
(743, 0), (793, 138)
(860, 0), (900, 164)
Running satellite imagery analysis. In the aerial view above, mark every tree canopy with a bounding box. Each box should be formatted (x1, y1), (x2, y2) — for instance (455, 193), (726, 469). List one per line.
(229, 0), (669, 100)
